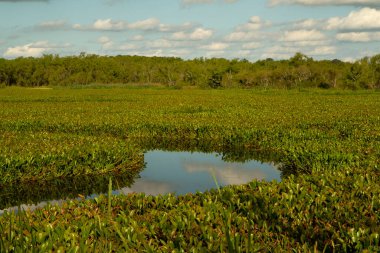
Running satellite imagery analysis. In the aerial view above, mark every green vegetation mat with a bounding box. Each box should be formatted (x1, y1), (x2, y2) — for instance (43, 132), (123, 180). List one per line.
(0, 87), (379, 252)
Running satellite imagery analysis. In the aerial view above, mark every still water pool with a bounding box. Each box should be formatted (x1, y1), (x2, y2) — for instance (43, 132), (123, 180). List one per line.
(0, 150), (281, 213)
(118, 150), (280, 196)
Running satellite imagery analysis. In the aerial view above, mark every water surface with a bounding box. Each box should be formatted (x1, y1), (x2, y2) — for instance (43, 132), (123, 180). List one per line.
(0, 150), (280, 213)
(118, 150), (280, 195)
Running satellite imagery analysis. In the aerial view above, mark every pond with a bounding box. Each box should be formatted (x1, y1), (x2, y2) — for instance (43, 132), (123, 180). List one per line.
(0, 150), (281, 213)
(118, 150), (280, 196)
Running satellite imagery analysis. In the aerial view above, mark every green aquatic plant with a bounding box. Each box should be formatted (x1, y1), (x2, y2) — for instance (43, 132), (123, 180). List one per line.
(0, 87), (379, 251)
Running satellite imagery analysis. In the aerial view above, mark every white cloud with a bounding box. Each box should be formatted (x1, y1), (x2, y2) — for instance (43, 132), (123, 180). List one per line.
(225, 16), (267, 42)
(37, 20), (67, 30)
(98, 36), (113, 49)
(72, 24), (82, 29)
(225, 31), (259, 42)
(236, 50), (252, 57)
(73, 18), (161, 31)
(128, 18), (160, 30)
(284, 40), (329, 47)
(262, 45), (298, 59)
(118, 43), (140, 51)
(265, 45), (336, 58)
(172, 27), (213, 40)
(146, 39), (174, 48)
(167, 49), (191, 57)
(158, 22), (194, 32)
(3, 41), (69, 58)
(341, 57), (357, 63)
(72, 18), (193, 34)
(242, 42), (261, 49)
(336, 32), (380, 42)
(205, 50), (226, 58)
(281, 29), (326, 41)
(201, 42), (229, 50)
(236, 16), (265, 31)
(308, 46), (336, 56)
(269, 0), (380, 6)
(131, 35), (144, 41)
(93, 18), (126, 31)
(98, 36), (111, 44)
(326, 8), (380, 30)
(293, 19), (320, 29)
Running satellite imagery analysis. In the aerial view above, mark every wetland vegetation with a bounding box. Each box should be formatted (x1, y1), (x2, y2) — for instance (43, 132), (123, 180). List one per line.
(0, 87), (379, 251)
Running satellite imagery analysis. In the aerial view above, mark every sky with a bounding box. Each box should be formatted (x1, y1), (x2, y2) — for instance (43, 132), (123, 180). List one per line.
(1, 0), (380, 61)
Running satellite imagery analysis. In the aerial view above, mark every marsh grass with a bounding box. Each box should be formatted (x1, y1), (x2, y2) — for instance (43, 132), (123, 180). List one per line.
(0, 87), (379, 251)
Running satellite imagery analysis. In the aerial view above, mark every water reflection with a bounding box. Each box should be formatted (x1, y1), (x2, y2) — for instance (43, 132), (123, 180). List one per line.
(0, 199), (66, 216)
(118, 179), (174, 195)
(184, 162), (269, 185)
(134, 137), (281, 163)
(117, 151), (280, 196)
(0, 148), (281, 213)
(0, 170), (141, 210)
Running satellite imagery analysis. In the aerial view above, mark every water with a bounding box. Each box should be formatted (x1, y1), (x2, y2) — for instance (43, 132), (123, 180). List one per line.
(0, 150), (280, 213)
(118, 150), (280, 196)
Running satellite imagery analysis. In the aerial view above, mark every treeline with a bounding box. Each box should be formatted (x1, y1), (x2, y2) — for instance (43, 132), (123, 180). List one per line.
(1, 52), (380, 89)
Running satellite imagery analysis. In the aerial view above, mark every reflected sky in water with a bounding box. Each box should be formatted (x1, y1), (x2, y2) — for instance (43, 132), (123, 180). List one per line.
(118, 150), (280, 196)
(1, 150), (280, 214)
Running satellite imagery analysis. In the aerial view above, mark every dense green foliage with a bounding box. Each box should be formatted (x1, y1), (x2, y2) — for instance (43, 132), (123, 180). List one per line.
(1, 53), (380, 89)
(0, 87), (379, 251)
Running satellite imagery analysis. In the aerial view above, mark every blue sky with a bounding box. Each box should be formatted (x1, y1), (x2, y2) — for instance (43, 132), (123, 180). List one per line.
(1, 0), (380, 61)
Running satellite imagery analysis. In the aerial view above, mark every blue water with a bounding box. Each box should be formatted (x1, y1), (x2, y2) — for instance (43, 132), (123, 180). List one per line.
(0, 150), (280, 214)
(118, 150), (280, 196)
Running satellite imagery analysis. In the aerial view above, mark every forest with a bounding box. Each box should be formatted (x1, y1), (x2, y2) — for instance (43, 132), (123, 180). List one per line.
(1, 52), (380, 89)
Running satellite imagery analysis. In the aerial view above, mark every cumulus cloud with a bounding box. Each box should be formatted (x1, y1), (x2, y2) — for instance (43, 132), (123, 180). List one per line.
(281, 29), (326, 41)
(225, 16), (267, 42)
(36, 20), (67, 30)
(4, 41), (69, 58)
(118, 43), (140, 51)
(336, 32), (380, 42)
(131, 35), (144, 41)
(167, 49), (191, 57)
(201, 42), (229, 50)
(146, 39), (174, 49)
(308, 46), (336, 56)
(236, 16), (265, 31)
(269, 0), (380, 6)
(72, 18), (192, 34)
(93, 19), (126, 31)
(262, 43), (335, 59)
(326, 8), (380, 31)
(128, 18), (160, 30)
(262, 45), (298, 59)
(293, 19), (321, 29)
(225, 31), (259, 42)
(236, 50), (252, 57)
(242, 42), (261, 49)
(98, 36), (113, 49)
(171, 27), (213, 40)
(158, 22), (194, 32)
